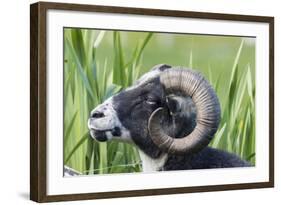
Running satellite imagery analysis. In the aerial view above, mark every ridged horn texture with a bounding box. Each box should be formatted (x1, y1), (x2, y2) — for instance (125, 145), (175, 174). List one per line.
(148, 68), (221, 154)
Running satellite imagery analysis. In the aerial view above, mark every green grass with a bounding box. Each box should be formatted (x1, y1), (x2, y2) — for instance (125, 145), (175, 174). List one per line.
(63, 28), (255, 174)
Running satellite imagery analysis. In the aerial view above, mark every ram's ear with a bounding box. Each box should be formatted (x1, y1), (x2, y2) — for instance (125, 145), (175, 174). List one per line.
(151, 64), (172, 72)
(166, 94), (185, 115)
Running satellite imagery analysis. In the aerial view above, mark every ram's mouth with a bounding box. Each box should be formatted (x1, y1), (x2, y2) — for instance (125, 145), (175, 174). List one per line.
(88, 118), (113, 142)
(89, 129), (108, 142)
(89, 116), (122, 140)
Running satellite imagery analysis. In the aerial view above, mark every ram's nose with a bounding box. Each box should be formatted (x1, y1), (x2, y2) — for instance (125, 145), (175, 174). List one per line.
(88, 108), (115, 131)
(90, 111), (105, 119)
(88, 97), (118, 131)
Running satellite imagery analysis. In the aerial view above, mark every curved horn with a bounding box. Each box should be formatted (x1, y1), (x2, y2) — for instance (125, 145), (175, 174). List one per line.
(148, 68), (221, 154)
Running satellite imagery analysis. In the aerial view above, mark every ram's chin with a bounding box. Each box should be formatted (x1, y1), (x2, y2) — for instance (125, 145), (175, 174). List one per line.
(90, 130), (109, 142)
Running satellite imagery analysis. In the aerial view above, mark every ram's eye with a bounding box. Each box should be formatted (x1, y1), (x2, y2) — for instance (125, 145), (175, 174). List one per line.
(145, 98), (157, 105)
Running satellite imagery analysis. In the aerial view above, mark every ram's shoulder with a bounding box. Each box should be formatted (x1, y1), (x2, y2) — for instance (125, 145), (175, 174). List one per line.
(195, 147), (252, 168)
(164, 147), (252, 170)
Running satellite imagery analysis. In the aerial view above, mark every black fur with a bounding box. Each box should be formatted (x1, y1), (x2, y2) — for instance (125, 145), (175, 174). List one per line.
(164, 147), (250, 170)
(113, 78), (165, 158)
(111, 127), (121, 137)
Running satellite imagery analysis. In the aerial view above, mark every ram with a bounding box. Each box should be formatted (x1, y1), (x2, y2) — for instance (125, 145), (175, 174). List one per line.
(88, 64), (250, 172)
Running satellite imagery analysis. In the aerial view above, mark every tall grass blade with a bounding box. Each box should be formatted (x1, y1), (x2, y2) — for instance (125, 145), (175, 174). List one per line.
(211, 123), (226, 147)
(64, 111), (78, 147)
(113, 31), (125, 86)
(229, 40), (244, 88)
(71, 29), (86, 68)
(99, 143), (108, 174)
(65, 38), (95, 100)
(135, 32), (153, 66)
(246, 64), (254, 107)
(189, 50), (193, 68)
(64, 132), (89, 164)
(94, 31), (106, 48)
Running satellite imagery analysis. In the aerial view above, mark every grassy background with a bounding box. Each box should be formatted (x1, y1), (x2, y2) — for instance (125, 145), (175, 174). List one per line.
(63, 28), (255, 175)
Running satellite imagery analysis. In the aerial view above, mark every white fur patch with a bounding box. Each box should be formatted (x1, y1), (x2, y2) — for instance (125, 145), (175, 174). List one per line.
(138, 150), (168, 172)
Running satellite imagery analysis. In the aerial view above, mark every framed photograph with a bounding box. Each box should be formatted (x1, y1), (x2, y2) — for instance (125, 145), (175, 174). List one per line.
(30, 1), (274, 202)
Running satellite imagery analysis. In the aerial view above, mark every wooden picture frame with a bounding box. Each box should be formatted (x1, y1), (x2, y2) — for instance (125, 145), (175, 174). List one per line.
(30, 1), (274, 202)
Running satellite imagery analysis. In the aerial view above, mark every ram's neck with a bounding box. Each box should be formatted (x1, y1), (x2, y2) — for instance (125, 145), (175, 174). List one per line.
(138, 150), (168, 172)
